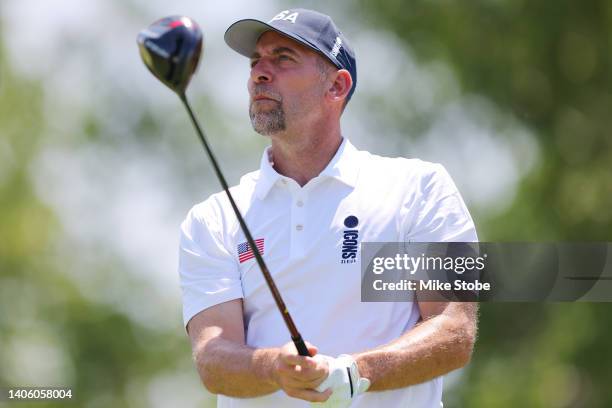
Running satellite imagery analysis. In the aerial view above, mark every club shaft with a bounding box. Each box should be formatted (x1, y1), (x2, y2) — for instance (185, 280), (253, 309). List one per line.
(179, 94), (310, 357)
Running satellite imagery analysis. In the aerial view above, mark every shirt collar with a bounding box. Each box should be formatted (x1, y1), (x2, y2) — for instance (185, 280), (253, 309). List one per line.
(254, 137), (360, 200)
(254, 147), (281, 200)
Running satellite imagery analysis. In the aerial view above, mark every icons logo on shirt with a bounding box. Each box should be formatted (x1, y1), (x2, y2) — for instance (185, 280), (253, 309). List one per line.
(341, 215), (359, 264)
(237, 238), (264, 263)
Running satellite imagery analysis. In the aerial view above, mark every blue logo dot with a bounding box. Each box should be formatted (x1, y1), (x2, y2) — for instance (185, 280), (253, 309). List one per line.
(344, 215), (358, 228)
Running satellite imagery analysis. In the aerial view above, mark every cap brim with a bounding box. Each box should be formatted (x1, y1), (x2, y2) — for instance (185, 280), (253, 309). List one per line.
(224, 19), (272, 58)
(224, 19), (341, 68)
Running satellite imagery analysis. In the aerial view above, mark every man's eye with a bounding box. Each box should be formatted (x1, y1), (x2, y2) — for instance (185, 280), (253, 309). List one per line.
(278, 55), (292, 61)
(250, 60), (258, 68)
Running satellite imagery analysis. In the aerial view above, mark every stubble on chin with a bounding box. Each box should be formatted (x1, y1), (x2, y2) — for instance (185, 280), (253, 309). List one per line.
(249, 101), (286, 135)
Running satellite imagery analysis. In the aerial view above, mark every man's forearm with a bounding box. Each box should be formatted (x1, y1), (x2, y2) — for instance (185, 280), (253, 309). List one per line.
(193, 336), (280, 397)
(354, 304), (477, 391)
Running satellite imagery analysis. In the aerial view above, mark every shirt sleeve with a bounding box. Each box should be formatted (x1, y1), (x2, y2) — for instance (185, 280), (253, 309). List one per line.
(403, 163), (478, 243)
(178, 201), (243, 329)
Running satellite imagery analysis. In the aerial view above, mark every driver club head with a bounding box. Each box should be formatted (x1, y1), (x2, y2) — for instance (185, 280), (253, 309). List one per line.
(137, 16), (203, 95)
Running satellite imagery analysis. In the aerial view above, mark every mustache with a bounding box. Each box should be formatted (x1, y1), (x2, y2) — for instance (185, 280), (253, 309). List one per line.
(251, 86), (282, 102)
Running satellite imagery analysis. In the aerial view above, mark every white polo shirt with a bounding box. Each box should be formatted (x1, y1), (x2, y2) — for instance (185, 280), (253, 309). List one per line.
(179, 138), (477, 408)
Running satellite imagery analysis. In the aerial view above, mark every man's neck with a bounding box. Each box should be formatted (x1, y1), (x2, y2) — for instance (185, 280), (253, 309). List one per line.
(269, 125), (343, 187)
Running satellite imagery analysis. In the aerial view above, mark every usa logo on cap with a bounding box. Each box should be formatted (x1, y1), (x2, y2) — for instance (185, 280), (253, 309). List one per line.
(269, 10), (299, 24)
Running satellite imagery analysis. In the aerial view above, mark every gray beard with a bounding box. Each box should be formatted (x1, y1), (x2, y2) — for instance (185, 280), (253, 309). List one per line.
(249, 101), (286, 135)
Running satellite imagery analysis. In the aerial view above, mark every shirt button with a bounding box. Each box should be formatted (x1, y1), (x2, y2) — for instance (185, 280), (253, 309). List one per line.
(295, 224), (303, 231)
(296, 200), (304, 207)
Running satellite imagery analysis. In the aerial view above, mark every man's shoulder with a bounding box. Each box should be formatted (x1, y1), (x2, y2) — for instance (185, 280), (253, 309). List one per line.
(188, 169), (260, 221)
(359, 149), (448, 183)
(352, 147), (459, 203)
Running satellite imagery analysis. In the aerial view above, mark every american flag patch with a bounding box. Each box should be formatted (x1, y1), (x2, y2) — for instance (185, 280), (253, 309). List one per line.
(237, 238), (264, 263)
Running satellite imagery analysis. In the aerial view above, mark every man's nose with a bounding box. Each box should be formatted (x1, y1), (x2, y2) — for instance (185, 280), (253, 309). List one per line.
(250, 59), (273, 84)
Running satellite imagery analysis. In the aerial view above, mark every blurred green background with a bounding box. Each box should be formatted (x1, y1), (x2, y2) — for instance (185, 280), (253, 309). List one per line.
(1, 0), (611, 407)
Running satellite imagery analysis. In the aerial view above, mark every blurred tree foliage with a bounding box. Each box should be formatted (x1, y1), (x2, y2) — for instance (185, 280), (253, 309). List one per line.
(0, 47), (194, 407)
(353, 1), (612, 406)
(356, 0), (612, 240)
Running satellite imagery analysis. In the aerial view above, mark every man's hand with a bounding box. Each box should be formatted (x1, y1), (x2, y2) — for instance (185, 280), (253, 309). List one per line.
(311, 354), (370, 407)
(271, 341), (332, 403)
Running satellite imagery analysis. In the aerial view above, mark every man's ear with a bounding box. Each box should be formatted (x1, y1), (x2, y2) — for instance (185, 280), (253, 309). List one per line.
(327, 69), (352, 105)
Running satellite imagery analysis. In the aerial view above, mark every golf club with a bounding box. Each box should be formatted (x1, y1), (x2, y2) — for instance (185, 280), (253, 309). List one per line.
(137, 16), (310, 357)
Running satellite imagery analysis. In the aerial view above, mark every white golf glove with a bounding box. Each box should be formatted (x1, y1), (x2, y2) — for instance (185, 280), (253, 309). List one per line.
(312, 354), (370, 407)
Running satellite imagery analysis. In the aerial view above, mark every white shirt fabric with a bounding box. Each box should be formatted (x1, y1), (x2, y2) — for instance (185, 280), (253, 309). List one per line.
(178, 138), (477, 408)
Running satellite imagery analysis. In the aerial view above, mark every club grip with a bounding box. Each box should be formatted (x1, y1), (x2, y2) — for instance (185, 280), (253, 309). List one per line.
(292, 335), (311, 356)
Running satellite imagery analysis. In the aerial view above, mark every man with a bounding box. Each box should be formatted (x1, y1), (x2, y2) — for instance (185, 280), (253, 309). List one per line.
(179, 8), (478, 408)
